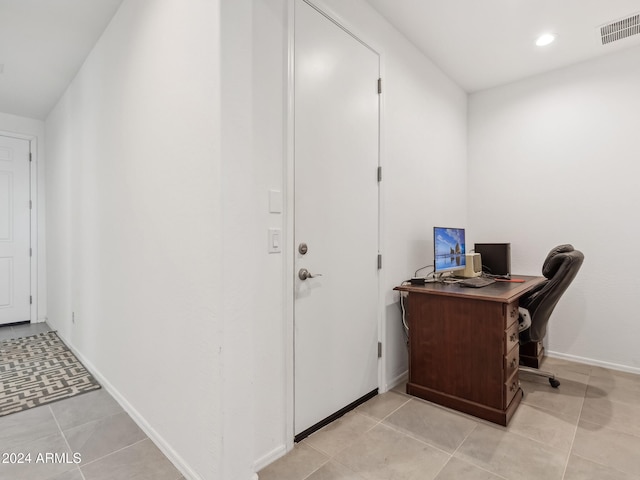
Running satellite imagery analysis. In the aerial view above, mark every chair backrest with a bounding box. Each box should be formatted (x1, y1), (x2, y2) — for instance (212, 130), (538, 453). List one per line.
(519, 244), (584, 343)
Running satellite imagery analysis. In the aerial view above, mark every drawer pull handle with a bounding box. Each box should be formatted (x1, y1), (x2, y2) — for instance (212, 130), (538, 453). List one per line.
(510, 333), (517, 343)
(510, 382), (518, 392)
(510, 358), (517, 369)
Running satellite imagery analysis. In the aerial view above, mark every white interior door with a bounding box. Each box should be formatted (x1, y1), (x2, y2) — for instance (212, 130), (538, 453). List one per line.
(294, 0), (380, 436)
(0, 135), (31, 325)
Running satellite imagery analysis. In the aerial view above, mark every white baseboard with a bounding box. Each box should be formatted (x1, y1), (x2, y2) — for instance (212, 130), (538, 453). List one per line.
(547, 350), (640, 375)
(56, 331), (203, 480)
(386, 370), (408, 392)
(253, 443), (288, 474)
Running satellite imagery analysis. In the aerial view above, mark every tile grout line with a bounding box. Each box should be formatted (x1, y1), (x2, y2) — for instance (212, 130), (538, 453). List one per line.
(559, 368), (591, 480)
(579, 380), (640, 441)
(300, 394), (414, 480)
(377, 396), (481, 457)
(328, 397), (502, 480)
(76, 436), (150, 470)
(355, 393), (412, 426)
(374, 418), (456, 458)
(323, 408), (388, 478)
(363, 397), (462, 459)
(384, 392), (576, 479)
(567, 365), (640, 478)
(446, 456), (511, 480)
(49, 404), (87, 480)
(569, 451), (640, 480)
(295, 441), (330, 480)
(301, 408), (383, 474)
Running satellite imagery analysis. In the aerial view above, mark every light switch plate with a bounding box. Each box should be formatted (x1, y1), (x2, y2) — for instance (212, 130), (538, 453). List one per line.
(268, 228), (282, 253)
(269, 189), (282, 213)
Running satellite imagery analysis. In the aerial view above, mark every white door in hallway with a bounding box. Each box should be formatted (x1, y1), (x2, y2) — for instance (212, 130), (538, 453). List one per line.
(294, 0), (380, 437)
(0, 135), (31, 325)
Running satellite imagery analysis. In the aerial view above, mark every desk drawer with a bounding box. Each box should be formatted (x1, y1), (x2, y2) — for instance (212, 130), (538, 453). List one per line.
(504, 345), (519, 380)
(504, 370), (520, 407)
(505, 320), (519, 353)
(505, 302), (519, 328)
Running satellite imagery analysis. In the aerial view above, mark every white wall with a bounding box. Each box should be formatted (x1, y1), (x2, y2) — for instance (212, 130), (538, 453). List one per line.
(45, 1), (223, 479)
(219, 0), (289, 477)
(468, 45), (640, 372)
(0, 112), (47, 324)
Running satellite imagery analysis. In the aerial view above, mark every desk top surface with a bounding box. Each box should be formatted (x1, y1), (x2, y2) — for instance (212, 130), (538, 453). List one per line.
(394, 275), (545, 303)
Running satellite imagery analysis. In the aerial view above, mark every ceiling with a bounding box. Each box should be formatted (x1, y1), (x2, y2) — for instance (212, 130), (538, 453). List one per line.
(364, 0), (640, 92)
(0, 0), (123, 120)
(1, 1), (640, 120)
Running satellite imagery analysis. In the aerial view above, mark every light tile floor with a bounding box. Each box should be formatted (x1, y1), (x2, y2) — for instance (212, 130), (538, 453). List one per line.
(6, 323), (640, 480)
(0, 323), (184, 480)
(259, 357), (640, 480)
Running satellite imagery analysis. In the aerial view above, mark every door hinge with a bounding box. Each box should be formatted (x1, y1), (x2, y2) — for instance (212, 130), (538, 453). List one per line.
(377, 254), (382, 270)
(30, 296), (32, 305)
(29, 200), (32, 209)
(30, 248), (32, 257)
(377, 78), (382, 94)
(377, 166), (382, 182)
(29, 152), (32, 162)
(378, 341), (382, 358)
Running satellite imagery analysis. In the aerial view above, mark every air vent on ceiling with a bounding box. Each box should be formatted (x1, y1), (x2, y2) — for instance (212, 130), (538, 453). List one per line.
(599, 13), (640, 45)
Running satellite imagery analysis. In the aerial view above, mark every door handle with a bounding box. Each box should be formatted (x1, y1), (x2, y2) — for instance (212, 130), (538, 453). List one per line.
(298, 268), (323, 280)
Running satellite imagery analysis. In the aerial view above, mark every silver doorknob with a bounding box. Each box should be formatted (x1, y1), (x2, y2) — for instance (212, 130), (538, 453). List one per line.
(298, 268), (322, 280)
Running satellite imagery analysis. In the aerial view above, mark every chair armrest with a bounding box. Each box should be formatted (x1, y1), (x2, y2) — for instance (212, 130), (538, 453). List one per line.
(518, 307), (532, 332)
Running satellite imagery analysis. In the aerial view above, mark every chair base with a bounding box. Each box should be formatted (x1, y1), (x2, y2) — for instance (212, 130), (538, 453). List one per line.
(519, 366), (560, 388)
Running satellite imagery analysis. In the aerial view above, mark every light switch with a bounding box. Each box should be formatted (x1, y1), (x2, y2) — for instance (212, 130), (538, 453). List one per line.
(268, 228), (281, 253)
(269, 189), (282, 213)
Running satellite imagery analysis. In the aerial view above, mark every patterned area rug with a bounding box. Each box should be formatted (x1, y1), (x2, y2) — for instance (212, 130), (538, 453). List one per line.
(0, 331), (100, 417)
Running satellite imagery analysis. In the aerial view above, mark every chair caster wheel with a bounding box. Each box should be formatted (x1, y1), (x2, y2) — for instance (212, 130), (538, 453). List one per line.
(549, 378), (560, 388)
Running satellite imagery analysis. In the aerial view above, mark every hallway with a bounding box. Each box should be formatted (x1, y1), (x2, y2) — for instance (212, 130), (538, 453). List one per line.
(0, 323), (184, 480)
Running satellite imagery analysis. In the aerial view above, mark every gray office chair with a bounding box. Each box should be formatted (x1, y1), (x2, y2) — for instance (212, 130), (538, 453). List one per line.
(518, 244), (584, 388)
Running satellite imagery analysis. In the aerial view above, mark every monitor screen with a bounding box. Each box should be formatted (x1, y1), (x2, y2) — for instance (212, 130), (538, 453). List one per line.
(434, 227), (466, 273)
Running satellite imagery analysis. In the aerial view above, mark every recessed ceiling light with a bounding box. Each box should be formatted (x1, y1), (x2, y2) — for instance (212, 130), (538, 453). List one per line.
(536, 33), (556, 47)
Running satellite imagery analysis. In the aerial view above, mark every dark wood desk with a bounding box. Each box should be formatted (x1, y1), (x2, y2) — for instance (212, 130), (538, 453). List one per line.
(394, 276), (545, 426)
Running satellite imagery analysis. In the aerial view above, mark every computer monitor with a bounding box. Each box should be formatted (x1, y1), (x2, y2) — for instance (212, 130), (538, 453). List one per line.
(474, 243), (511, 276)
(434, 227), (466, 274)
